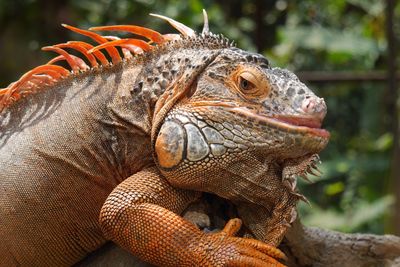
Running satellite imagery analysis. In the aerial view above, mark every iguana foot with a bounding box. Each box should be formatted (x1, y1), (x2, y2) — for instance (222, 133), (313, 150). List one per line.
(192, 218), (287, 266)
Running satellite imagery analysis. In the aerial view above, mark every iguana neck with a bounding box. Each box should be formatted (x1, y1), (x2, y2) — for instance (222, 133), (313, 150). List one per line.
(108, 46), (222, 136)
(98, 46), (221, 176)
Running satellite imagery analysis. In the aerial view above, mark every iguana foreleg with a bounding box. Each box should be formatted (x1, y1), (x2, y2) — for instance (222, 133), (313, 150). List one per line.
(99, 166), (286, 266)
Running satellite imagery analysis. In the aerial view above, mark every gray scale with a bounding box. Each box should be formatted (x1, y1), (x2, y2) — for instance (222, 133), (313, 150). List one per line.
(202, 127), (225, 144)
(220, 129), (234, 140)
(223, 140), (237, 149)
(210, 144), (227, 157)
(184, 124), (209, 161)
(174, 114), (190, 124)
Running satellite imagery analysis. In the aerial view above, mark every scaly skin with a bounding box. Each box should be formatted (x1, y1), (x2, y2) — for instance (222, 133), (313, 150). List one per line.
(153, 49), (329, 246)
(0, 14), (328, 266)
(100, 166), (286, 266)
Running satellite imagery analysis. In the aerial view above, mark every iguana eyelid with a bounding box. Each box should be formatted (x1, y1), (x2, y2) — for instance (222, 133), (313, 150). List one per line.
(239, 72), (257, 91)
(236, 68), (270, 98)
(239, 71), (257, 84)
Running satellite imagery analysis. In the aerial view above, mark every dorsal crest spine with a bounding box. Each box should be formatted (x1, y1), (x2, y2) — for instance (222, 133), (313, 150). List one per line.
(0, 12), (232, 113)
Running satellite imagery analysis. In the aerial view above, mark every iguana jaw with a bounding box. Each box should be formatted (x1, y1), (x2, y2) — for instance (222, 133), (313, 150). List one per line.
(269, 115), (330, 138)
(228, 107), (330, 139)
(190, 101), (330, 139)
(192, 101), (330, 139)
(272, 114), (323, 129)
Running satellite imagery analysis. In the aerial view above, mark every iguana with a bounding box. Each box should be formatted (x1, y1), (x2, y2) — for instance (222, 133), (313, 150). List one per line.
(0, 12), (329, 267)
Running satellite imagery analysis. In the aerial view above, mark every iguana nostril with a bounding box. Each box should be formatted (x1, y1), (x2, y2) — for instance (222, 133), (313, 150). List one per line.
(301, 97), (327, 119)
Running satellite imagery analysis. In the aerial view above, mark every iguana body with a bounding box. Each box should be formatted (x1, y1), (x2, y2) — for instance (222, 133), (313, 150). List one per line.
(0, 13), (329, 266)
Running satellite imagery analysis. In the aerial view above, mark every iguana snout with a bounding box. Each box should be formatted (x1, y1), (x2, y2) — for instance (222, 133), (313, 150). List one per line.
(301, 96), (327, 119)
(271, 95), (327, 134)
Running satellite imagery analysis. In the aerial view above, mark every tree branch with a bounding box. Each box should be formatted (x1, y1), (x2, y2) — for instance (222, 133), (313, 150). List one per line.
(282, 219), (400, 267)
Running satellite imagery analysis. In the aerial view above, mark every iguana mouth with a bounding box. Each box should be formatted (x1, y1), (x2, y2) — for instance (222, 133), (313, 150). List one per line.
(229, 107), (330, 139)
(190, 101), (330, 138)
(272, 114), (322, 129)
(270, 115), (330, 138)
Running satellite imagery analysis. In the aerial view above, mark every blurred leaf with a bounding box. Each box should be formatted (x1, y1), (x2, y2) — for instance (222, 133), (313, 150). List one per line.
(325, 181), (345, 196)
(277, 26), (379, 59)
(373, 133), (393, 151)
(301, 195), (395, 232)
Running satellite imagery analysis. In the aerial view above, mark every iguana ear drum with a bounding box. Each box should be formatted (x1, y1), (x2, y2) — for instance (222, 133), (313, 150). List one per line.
(155, 120), (185, 168)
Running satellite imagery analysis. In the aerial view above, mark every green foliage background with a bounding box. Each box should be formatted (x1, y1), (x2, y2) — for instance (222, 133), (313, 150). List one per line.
(1, 0), (398, 235)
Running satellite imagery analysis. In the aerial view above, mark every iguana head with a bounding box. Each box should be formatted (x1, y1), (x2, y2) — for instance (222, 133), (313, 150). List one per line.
(151, 15), (329, 204)
(154, 46), (328, 197)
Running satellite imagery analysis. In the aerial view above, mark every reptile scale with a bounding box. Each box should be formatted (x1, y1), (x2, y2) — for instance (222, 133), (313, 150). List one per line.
(0, 11), (329, 266)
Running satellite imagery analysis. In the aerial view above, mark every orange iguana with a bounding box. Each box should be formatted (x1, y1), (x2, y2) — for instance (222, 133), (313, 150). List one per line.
(0, 12), (329, 266)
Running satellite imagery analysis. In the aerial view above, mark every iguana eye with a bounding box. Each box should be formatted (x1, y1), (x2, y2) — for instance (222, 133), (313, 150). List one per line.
(239, 76), (255, 91)
(235, 69), (270, 98)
